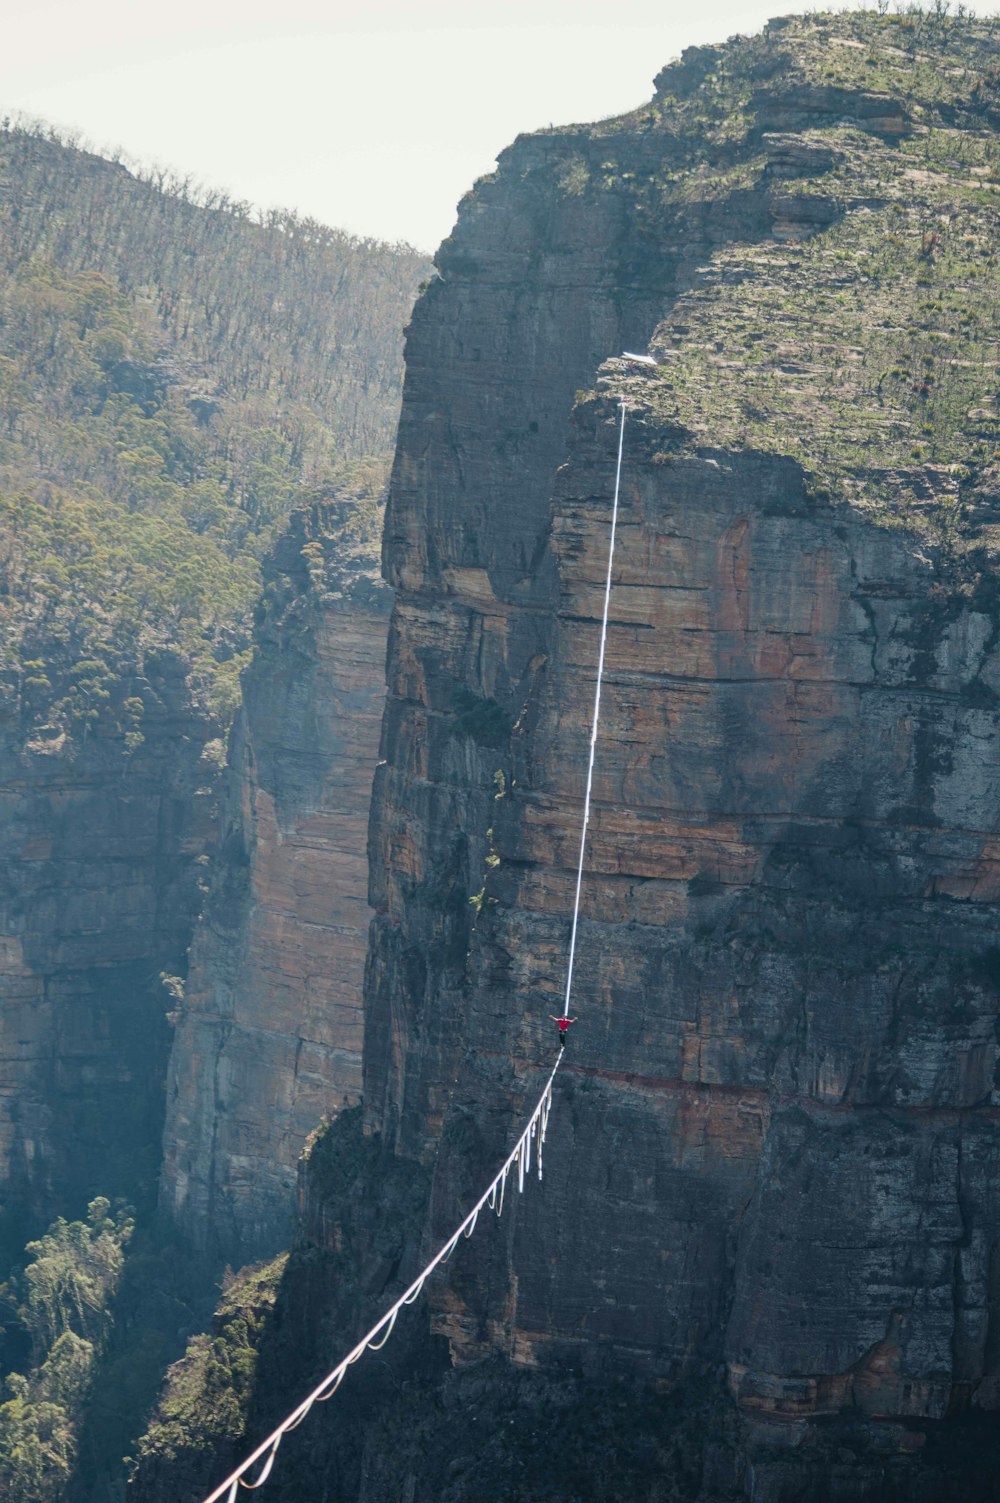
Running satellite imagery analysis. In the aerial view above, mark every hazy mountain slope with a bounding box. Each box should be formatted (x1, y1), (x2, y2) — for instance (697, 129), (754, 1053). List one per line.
(0, 122), (427, 717)
(0, 125), (427, 1502)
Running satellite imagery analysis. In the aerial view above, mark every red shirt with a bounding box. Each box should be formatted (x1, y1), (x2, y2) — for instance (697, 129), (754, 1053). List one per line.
(557, 1017), (575, 1033)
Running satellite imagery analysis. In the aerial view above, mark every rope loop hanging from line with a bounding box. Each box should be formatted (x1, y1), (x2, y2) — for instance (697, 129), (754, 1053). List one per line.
(199, 397), (629, 1503)
(202, 1063), (559, 1503)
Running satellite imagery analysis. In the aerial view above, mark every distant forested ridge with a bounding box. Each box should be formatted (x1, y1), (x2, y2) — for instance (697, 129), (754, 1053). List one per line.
(0, 119), (429, 727)
(0, 117), (428, 1503)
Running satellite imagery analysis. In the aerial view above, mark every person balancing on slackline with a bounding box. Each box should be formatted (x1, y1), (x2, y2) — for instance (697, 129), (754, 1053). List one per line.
(549, 1014), (578, 1048)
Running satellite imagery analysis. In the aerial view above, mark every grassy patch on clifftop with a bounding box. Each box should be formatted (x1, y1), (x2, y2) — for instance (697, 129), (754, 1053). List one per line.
(646, 182), (999, 522)
(597, 10), (1000, 554)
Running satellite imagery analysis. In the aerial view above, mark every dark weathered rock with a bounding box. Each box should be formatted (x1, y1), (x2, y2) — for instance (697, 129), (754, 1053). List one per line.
(361, 13), (1000, 1499)
(0, 650), (216, 1263)
(160, 503), (391, 1263)
(134, 13), (1000, 1502)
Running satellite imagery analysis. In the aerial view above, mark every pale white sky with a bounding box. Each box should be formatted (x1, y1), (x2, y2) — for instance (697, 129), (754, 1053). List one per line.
(2, 0), (821, 251)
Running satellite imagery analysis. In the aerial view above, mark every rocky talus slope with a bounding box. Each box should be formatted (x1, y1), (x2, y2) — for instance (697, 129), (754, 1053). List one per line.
(159, 503), (391, 1264)
(136, 12), (1000, 1502)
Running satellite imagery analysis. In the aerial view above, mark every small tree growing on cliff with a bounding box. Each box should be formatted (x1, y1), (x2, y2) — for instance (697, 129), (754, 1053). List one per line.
(0, 1201), (133, 1503)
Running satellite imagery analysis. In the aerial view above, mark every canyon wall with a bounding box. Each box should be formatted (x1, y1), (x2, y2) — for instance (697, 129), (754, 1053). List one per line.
(358, 13), (1000, 1498)
(136, 13), (1000, 1502)
(0, 654), (215, 1265)
(160, 502), (390, 1263)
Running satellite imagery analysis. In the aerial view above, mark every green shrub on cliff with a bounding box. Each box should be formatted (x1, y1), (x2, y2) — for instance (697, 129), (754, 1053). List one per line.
(131, 1255), (287, 1480)
(0, 1200), (132, 1503)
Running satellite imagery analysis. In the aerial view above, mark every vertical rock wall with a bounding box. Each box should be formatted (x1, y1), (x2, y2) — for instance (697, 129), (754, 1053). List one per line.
(0, 651), (215, 1264)
(356, 17), (1000, 1496)
(132, 17), (1000, 1502)
(367, 123), (766, 1159)
(161, 504), (391, 1263)
(440, 410), (1000, 1404)
(371, 371), (1000, 1400)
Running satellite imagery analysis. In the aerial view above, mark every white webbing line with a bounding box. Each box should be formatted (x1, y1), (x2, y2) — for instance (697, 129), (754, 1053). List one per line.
(202, 1059), (559, 1503)
(200, 398), (628, 1503)
(562, 399), (627, 1016)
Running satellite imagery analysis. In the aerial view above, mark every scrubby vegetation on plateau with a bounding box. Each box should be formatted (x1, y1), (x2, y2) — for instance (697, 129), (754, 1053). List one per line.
(606, 8), (1000, 555)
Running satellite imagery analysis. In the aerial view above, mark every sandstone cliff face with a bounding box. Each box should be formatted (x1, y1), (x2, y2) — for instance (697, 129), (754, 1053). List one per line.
(160, 502), (390, 1263)
(472, 409), (1000, 1399)
(0, 652), (215, 1264)
(358, 12), (1000, 1498)
(372, 409), (1000, 1420)
(134, 13), (1000, 1503)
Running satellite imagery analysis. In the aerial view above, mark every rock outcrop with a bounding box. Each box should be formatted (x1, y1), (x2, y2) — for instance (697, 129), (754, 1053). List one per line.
(361, 12), (1000, 1498)
(135, 12), (1000, 1502)
(160, 502), (391, 1263)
